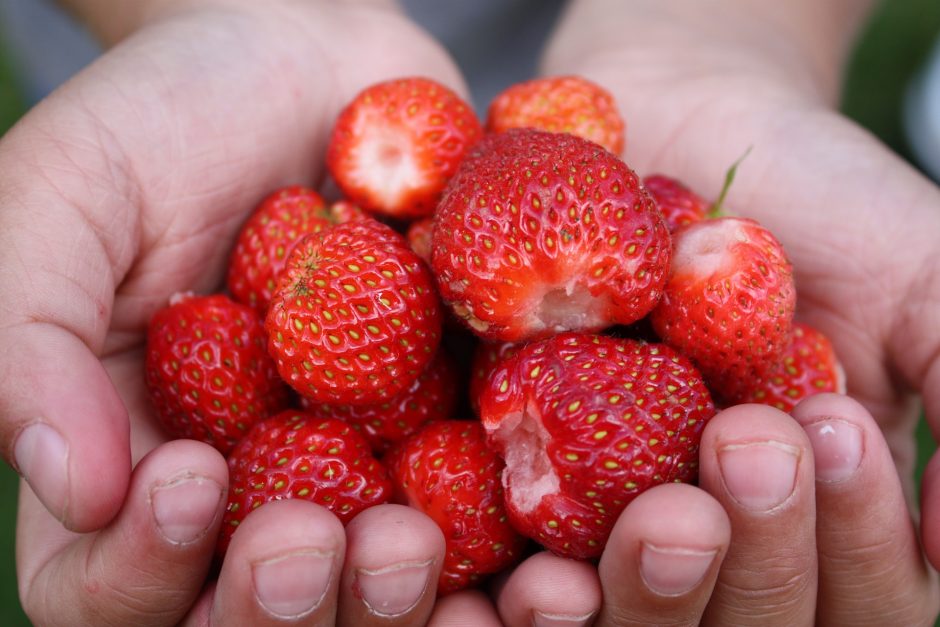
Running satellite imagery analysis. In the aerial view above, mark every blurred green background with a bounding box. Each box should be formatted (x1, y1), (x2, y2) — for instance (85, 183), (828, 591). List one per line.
(0, 0), (939, 624)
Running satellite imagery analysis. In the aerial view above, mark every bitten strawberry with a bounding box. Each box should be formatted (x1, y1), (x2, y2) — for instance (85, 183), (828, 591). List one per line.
(643, 174), (709, 232)
(486, 75), (625, 154)
(218, 411), (391, 556)
(227, 186), (358, 315)
(386, 420), (527, 594)
(144, 293), (289, 455)
(266, 218), (442, 404)
(432, 128), (671, 342)
(650, 216), (796, 402)
(327, 77), (483, 219)
(479, 333), (715, 560)
(299, 350), (459, 454)
(740, 322), (845, 411)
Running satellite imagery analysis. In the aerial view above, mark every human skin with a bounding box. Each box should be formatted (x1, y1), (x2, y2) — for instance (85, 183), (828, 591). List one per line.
(5, 0), (940, 624)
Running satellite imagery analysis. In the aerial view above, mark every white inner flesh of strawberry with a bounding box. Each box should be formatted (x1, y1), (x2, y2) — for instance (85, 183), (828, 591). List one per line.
(531, 280), (610, 335)
(354, 127), (428, 207)
(491, 402), (559, 514)
(673, 218), (748, 277)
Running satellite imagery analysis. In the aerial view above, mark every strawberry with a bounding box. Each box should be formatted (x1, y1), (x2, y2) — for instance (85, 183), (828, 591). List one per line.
(468, 340), (520, 415)
(650, 216), (796, 402)
(486, 75), (625, 155)
(431, 128), (671, 342)
(406, 216), (434, 263)
(227, 186), (361, 315)
(740, 322), (845, 411)
(144, 293), (289, 455)
(266, 218), (442, 404)
(643, 174), (709, 232)
(479, 333), (715, 560)
(299, 350), (459, 454)
(386, 420), (527, 594)
(218, 411), (391, 557)
(326, 77), (483, 219)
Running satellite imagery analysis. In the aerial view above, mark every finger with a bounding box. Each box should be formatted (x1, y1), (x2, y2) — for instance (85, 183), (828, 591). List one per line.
(210, 499), (346, 625)
(17, 439), (226, 626)
(590, 483), (729, 627)
(427, 590), (503, 627)
(337, 504), (444, 626)
(495, 551), (601, 627)
(791, 393), (940, 624)
(697, 404), (818, 626)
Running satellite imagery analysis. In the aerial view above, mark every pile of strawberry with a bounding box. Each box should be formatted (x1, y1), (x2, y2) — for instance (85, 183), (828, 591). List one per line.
(143, 76), (845, 593)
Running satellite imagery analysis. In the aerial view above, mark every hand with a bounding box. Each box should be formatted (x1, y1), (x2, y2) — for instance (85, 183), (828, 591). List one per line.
(481, 0), (940, 623)
(2, 0), (482, 623)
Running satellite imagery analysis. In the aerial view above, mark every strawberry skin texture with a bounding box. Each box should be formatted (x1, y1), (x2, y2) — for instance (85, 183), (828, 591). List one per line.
(469, 340), (521, 415)
(740, 322), (845, 410)
(327, 77), (483, 219)
(643, 174), (709, 232)
(386, 420), (527, 594)
(299, 350), (459, 454)
(479, 333), (715, 560)
(218, 411), (391, 557)
(227, 186), (350, 316)
(144, 293), (289, 455)
(487, 75), (625, 155)
(432, 128), (671, 342)
(266, 218), (442, 405)
(650, 216), (796, 403)
(406, 216), (434, 263)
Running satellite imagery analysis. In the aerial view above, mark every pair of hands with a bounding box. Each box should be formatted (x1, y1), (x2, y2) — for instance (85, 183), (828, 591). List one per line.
(5, 0), (940, 624)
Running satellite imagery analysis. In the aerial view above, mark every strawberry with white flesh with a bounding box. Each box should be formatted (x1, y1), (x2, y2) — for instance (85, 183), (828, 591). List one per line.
(266, 218), (442, 405)
(227, 186), (361, 315)
(486, 75), (625, 155)
(145, 293), (289, 455)
(386, 420), (527, 594)
(299, 350), (459, 454)
(643, 174), (709, 232)
(327, 77), (483, 219)
(432, 128), (671, 342)
(479, 333), (715, 560)
(218, 411), (392, 557)
(740, 322), (845, 411)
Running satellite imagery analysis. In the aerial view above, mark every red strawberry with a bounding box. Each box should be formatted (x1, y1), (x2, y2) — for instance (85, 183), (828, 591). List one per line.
(266, 218), (442, 404)
(144, 293), (289, 455)
(328, 199), (368, 224)
(406, 216), (434, 263)
(479, 333), (715, 560)
(740, 322), (845, 410)
(432, 128), (671, 342)
(327, 77), (483, 219)
(299, 350), (459, 454)
(386, 420), (527, 593)
(218, 411), (391, 556)
(228, 186), (361, 315)
(468, 341), (520, 415)
(643, 174), (709, 232)
(486, 75), (625, 154)
(650, 216), (796, 402)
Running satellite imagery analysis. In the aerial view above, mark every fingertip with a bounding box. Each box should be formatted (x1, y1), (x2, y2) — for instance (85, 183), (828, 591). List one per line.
(496, 552), (600, 627)
(790, 393), (869, 484)
(428, 590), (502, 627)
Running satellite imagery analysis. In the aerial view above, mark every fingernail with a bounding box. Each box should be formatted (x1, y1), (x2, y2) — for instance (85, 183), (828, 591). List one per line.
(804, 419), (863, 482)
(718, 441), (799, 511)
(151, 475), (223, 545)
(357, 559), (432, 617)
(639, 542), (717, 596)
(533, 610), (597, 627)
(14, 422), (69, 522)
(253, 551), (334, 619)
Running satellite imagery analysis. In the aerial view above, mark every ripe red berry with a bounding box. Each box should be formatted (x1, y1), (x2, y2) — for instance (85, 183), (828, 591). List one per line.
(432, 128), (671, 342)
(468, 341), (520, 415)
(643, 174), (709, 232)
(386, 420), (527, 593)
(218, 411), (392, 557)
(487, 75), (625, 154)
(327, 77), (483, 219)
(266, 218), (442, 404)
(479, 333), (715, 559)
(144, 293), (289, 455)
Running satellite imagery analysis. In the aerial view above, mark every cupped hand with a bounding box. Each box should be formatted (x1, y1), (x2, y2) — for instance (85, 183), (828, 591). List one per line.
(3, 0), (475, 623)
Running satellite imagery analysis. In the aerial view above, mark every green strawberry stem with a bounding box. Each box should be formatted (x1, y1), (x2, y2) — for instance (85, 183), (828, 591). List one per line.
(708, 146), (753, 218)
